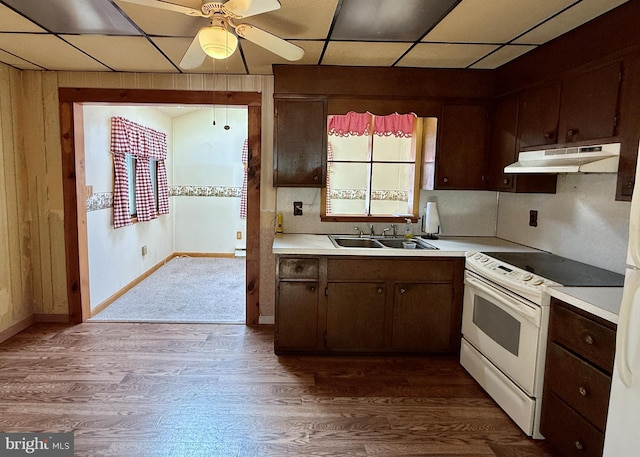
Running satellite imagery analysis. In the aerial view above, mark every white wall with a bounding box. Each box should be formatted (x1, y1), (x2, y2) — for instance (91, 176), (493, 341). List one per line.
(497, 174), (630, 274)
(275, 188), (498, 237)
(172, 107), (247, 253)
(83, 105), (174, 309)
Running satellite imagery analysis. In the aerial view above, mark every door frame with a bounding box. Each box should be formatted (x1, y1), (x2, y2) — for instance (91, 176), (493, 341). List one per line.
(58, 88), (262, 325)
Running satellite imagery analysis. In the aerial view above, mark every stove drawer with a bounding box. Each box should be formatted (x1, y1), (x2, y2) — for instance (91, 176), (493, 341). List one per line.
(548, 298), (616, 373)
(544, 342), (612, 431)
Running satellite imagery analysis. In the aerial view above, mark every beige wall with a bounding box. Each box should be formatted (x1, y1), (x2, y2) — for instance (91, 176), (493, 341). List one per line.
(0, 65), (277, 337)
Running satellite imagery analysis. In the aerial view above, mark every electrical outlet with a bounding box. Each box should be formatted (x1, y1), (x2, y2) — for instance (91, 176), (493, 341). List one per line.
(141, 245), (148, 256)
(293, 201), (303, 216)
(236, 231), (242, 240)
(529, 210), (538, 227)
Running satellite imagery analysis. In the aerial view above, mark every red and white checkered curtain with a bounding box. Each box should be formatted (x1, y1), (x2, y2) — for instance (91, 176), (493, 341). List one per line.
(240, 139), (248, 219)
(110, 117), (169, 228)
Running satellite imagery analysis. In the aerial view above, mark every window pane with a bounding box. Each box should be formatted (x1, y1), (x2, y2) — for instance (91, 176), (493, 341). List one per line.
(127, 155), (136, 216)
(370, 163), (414, 215)
(328, 134), (370, 161)
(372, 134), (414, 162)
(327, 162), (369, 215)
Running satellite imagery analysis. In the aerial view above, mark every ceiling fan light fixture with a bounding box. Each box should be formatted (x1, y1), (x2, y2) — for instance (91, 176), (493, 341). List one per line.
(199, 24), (238, 59)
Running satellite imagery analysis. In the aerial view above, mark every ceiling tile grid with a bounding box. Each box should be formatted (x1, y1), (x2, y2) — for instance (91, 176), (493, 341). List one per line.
(0, 0), (631, 74)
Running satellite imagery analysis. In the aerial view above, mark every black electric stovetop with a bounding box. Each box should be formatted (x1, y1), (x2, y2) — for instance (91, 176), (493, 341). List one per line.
(482, 251), (625, 287)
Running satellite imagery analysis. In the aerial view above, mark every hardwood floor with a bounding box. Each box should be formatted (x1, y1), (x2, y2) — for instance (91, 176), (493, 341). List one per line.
(0, 323), (558, 457)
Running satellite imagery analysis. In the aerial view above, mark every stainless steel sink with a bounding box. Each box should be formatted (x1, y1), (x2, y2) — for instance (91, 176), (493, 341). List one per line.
(328, 235), (438, 250)
(329, 236), (382, 248)
(377, 238), (437, 250)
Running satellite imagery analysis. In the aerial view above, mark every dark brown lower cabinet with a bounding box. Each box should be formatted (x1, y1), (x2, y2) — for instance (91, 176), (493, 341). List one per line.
(540, 298), (616, 457)
(275, 255), (464, 354)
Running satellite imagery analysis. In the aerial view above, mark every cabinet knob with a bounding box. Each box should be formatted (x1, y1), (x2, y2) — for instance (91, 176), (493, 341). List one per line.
(543, 131), (555, 141)
(567, 128), (579, 137)
(309, 286), (316, 293)
(578, 386), (587, 397)
(399, 287), (407, 294)
(584, 334), (594, 345)
(443, 177), (449, 183)
(313, 175), (319, 181)
(575, 440), (583, 451)
(295, 266), (303, 272)
(376, 287), (384, 294)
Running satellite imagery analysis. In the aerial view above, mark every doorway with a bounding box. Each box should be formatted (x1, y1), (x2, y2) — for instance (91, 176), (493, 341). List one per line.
(59, 88), (262, 325)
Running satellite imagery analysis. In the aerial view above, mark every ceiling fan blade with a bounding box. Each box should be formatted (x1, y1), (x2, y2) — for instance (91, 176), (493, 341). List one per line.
(117, 0), (205, 16)
(235, 24), (304, 61)
(222, 0), (281, 18)
(179, 32), (207, 69)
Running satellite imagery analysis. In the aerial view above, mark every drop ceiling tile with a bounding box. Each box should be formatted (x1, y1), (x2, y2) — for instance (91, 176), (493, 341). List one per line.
(0, 48), (43, 69)
(152, 37), (246, 74)
(237, 0), (339, 40)
(2, 0), (140, 35)
(330, 0), (458, 41)
(399, 43), (499, 68)
(242, 40), (323, 74)
(322, 42), (412, 66)
(424, 0), (576, 43)
(0, 33), (109, 71)
(0, 4), (45, 32)
(470, 45), (537, 69)
(64, 35), (177, 72)
(513, 0), (630, 45)
(114, 0), (209, 37)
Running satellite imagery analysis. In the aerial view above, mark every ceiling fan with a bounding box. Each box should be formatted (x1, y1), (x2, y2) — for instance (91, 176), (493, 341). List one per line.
(118, 0), (305, 68)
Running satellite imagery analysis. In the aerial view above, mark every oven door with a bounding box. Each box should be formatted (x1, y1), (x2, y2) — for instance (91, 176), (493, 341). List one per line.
(462, 271), (542, 395)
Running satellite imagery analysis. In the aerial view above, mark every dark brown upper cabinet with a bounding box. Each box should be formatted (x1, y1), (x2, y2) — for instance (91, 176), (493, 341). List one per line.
(273, 98), (327, 187)
(558, 62), (622, 144)
(517, 83), (561, 150)
(436, 104), (489, 190)
(488, 95), (557, 194)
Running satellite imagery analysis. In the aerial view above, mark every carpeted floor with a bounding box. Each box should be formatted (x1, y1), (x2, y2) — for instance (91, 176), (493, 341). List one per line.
(90, 256), (246, 323)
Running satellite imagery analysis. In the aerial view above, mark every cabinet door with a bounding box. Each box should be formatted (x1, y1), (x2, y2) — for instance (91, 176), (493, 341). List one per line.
(488, 95), (558, 194)
(326, 282), (386, 351)
(436, 104), (489, 190)
(517, 83), (561, 149)
(488, 95), (519, 191)
(558, 62), (622, 143)
(392, 283), (455, 352)
(275, 281), (319, 351)
(273, 98), (327, 187)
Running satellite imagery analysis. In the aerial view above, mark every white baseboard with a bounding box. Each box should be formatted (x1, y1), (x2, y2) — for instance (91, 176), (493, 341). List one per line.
(258, 315), (274, 325)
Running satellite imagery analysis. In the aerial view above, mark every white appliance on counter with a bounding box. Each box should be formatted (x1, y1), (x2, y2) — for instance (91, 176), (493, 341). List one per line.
(462, 251), (625, 439)
(602, 149), (640, 456)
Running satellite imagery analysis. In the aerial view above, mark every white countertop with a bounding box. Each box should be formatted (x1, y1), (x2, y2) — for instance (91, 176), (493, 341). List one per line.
(546, 286), (623, 324)
(272, 234), (539, 257)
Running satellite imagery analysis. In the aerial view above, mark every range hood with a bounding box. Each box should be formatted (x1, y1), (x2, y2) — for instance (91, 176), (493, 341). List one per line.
(504, 143), (621, 174)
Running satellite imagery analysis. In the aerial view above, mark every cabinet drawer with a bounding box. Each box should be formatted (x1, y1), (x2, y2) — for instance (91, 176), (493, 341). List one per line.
(327, 258), (457, 282)
(549, 300), (616, 373)
(541, 391), (604, 457)
(545, 342), (612, 431)
(278, 258), (319, 280)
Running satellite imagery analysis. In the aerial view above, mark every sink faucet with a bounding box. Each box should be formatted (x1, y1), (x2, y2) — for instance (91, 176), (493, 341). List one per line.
(382, 227), (391, 237)
(354, 226), (364, 238)
(370, 225), (375, 236)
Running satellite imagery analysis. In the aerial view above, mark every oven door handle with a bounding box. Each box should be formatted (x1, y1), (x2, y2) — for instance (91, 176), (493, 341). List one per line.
(465, 275), (540, 325)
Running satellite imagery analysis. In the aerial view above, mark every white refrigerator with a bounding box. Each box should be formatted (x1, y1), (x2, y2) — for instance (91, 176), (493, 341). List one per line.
(603, 150), (640, 456)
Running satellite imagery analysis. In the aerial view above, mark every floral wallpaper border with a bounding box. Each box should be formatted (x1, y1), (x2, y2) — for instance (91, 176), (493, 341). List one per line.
(329, 189), (409, 202)
(86, 186), (243, 212)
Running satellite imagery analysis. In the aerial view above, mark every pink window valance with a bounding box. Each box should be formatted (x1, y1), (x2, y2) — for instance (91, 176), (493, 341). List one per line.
(328, 111), (416, 138)
(328, 111), (371, 137)
(373, 112), (416, 138)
